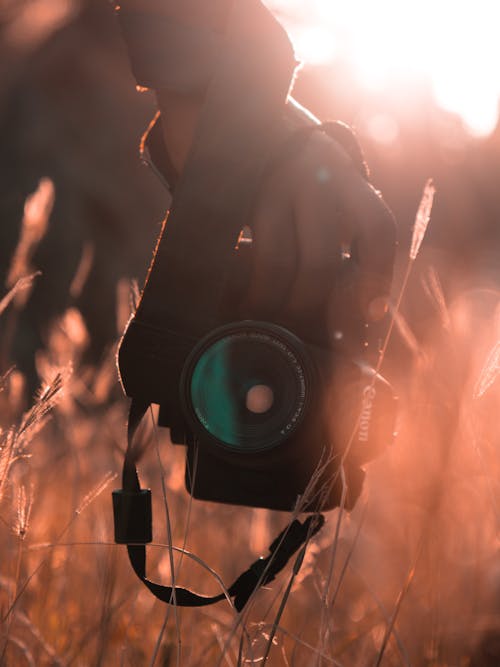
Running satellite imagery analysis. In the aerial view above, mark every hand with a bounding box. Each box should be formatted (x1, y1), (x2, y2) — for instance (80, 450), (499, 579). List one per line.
(243, 125), (397, 334)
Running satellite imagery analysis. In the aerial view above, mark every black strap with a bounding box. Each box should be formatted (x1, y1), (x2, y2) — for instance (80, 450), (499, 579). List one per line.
(115, 399), (324, 611)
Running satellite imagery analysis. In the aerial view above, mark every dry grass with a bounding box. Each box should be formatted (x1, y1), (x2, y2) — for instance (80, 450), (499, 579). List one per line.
(0, 184), (499, 666)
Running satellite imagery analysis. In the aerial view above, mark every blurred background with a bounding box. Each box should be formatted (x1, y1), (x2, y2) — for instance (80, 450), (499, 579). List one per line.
(1, 0), (499, 382)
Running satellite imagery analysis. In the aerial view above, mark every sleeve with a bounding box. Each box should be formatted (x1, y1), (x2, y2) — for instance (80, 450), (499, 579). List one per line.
(116, 10), (224, 94)
(116, 1), (300, 191)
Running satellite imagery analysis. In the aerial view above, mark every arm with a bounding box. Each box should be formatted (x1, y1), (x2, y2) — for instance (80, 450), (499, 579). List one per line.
(118, 0), (233, 172)
(154, 90), (201, 173)
(116, 0), (396, 323)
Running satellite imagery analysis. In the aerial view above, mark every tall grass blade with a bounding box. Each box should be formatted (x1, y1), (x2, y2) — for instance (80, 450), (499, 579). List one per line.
(473, 340), (500, 399)
(0, 272), (41, 317)
(7, 178), (54, 291)
(410, 179), (435, 261)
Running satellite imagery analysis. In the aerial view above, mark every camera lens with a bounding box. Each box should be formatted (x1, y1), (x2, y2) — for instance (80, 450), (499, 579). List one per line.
(182, 322), (311, 453)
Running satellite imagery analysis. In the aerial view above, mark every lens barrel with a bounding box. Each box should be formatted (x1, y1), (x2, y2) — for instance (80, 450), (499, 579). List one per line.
(181, 322), (313, 453)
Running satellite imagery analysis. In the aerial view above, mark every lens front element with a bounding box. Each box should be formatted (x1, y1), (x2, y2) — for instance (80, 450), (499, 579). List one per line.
(184, 323), (311, 453)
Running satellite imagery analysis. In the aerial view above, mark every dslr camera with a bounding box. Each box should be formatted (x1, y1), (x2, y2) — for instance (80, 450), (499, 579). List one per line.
(118, 226), (396, 513)
(116, 1), (396, 515)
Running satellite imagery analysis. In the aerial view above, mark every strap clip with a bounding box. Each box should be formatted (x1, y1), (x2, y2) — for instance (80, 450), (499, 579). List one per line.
(113, 488), (153, 544)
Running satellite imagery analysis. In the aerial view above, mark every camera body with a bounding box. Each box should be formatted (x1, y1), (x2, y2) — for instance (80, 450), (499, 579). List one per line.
(118, 263), (397, 512)
(178, 320), (394, 512)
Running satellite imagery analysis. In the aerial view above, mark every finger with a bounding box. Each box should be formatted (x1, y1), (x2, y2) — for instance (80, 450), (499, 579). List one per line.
(243, 194), (297, 318)
(346, 180), (397, 320)
(284, 179), (343, 317)
(304, 131), (397, 322)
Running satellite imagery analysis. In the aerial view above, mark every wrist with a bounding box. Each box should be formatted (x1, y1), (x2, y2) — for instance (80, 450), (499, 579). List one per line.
(155, 92), (203, 173)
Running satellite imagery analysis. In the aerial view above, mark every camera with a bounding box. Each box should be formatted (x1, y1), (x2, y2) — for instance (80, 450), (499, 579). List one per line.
(116, 0), (396, 514)
(118, 239), (397, 513)
(113, 1), (398, 613)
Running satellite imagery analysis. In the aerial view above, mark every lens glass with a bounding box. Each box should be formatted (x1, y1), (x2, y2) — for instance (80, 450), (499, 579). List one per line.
(189, 328), (308, 452)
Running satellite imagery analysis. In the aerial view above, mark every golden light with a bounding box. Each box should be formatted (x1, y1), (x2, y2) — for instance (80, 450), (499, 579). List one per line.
(268, 0), (500, 137)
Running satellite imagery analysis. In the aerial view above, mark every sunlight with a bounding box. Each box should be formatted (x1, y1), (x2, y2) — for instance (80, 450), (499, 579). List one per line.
(268, 0), (500, 137)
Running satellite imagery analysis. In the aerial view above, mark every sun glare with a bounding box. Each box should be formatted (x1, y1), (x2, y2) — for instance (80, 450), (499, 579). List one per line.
(268, 0), (500, 137)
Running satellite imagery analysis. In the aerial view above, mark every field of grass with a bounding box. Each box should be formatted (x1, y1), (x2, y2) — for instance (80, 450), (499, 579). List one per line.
(0, 182), (499, 667)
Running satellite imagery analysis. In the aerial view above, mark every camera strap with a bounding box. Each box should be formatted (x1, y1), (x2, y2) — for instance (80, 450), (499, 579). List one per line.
(114, 399), (324, 611)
